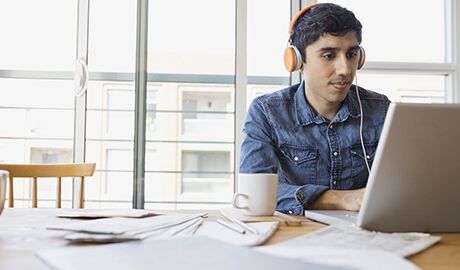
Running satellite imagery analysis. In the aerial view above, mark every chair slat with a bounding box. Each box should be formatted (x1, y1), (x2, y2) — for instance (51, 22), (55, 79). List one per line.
(56, 177), (62, 208)
(8, 177), (14, 208)
(79, 176), (85, 209)
(32, 177), (38, 208)
(0, 163), (96, 208)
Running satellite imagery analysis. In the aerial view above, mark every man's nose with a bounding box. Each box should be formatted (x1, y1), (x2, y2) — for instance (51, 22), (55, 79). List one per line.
(335, 55), (353, 76)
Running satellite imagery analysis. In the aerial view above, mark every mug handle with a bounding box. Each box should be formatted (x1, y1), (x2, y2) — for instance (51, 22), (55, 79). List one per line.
(232, 193), (249, 209)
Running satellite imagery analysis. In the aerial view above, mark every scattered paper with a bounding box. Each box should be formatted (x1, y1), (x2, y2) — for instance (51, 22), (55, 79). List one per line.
(37, 237), (343, 270)
(272, 225), (441, 257)
(57, 209), (160, 219)
(48, 213), (208, 243)
(257, 245), (420, 270)
(195, 221), (279, 246)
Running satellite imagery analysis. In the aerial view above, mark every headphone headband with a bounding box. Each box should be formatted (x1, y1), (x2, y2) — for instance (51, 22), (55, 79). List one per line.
(288, 3), (321, 34)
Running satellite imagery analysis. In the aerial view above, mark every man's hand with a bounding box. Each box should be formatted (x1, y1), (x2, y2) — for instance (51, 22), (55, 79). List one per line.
(309, 188), (365, 211)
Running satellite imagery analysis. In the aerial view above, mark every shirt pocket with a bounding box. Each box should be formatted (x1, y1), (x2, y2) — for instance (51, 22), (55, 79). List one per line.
(350, 143), (378, 182)
(279, 145), (318, 181)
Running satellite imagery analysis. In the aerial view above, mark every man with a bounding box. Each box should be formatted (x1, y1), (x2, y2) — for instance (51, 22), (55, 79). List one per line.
(240, 3), (390, 215)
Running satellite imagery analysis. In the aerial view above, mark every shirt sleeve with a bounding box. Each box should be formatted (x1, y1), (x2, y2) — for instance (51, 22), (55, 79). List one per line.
(277, 179), (329, 215)
(239, 98), (329, 215)
(240, 98), (279, 174)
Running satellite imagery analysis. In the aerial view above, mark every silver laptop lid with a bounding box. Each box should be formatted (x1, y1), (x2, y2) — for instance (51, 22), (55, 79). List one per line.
(358, 102), (460, 232)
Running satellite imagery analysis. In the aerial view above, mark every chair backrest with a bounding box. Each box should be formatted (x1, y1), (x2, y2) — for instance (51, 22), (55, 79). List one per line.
(0, 163), (96, 208)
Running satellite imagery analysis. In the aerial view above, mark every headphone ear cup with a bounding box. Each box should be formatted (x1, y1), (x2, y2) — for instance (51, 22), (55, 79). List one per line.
(358, 47), (366, 70)
(284, 46), (303, 72)
(284, 47), (296, 72)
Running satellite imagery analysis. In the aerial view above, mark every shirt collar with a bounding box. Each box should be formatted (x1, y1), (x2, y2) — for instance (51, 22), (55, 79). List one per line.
(335, 87), (361, 122)
(295, 82), (361, 126)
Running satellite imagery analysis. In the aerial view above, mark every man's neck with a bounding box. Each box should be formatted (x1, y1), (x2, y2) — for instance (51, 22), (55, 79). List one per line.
(305, 92), (341, 121)
(316, 104), (339, 121)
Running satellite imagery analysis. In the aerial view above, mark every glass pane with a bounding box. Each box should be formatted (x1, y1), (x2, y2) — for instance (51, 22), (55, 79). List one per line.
(248, 0), (291, 76)
(0, 79), (74, 109)
(318, 0), (445, 63)
(86, 110), (134, 141)
(0, 78), (75, 169)
(144, 93), (235, 204)
(0, 82), (74, 140)
(88, 0), (137, 72)
(85, 80), (135, 207)
(145, 142), (234, 172)
(86, 141), (133, 171)
(148, 0), (235, 74)
(145, 139), (234, 205)
(357, 74), (445, 103)
(0, 0), (77, 70)
(145, 172), (233, 205)
(84, 171), (133, 208)
(0, 139), (73, 164)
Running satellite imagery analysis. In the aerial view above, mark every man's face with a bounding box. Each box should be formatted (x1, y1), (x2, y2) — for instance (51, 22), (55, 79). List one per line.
(302, 32), (361, 111)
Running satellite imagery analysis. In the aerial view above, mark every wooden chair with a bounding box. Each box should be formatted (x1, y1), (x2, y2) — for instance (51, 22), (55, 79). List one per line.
(0, 163), (96, 208)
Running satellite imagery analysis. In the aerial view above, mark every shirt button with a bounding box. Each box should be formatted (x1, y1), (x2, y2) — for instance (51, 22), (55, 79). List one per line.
(296, 192), (304, 201)
(333, 181), (337, 185)
(366, 155), (371, 160)
(329, 125), (333, 129)
(288, 210), (293, 214)
(333, 151), (338, 156)
(294, 156), (299, 161)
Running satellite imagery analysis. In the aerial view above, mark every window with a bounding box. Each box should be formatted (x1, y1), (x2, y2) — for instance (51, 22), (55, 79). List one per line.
(321, 0), (445, 63)
(144, 0), (236, 210)
(319, 0), (451, 103)
(246, 0), (291, 105)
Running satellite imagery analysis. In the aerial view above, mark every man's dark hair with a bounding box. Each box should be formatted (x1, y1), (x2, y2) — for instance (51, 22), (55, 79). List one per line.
(290, 3), (362, 63)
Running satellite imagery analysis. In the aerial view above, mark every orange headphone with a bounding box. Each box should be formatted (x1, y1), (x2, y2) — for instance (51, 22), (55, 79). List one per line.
(283, 3), (366, 72)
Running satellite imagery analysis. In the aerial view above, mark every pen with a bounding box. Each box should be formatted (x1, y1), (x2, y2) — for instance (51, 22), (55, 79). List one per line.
(217, 219), (246, 234)
(226, 216), (259, 235)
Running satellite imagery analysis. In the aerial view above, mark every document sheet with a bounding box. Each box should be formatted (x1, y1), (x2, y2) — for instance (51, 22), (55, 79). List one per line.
(195, 221), (279, 246)
(57, 209), (159, 219)
(257, 245), (420, 270)
(37, 236), (344, 270)
(272, 225), (441, 257)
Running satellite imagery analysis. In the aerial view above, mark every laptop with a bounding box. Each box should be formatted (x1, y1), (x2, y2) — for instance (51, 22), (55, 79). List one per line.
(305, 102), (460, 232)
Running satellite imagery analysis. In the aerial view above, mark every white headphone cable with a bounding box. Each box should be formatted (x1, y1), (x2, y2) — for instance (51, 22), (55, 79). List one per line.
(355, 74), (371, 174)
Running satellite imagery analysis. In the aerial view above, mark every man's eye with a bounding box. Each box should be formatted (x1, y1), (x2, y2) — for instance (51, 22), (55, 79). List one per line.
(323, 53), (334, 60)
(348, 51), (359, 58)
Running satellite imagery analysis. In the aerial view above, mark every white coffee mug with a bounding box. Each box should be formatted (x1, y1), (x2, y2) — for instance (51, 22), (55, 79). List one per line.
(232, 173), (278, 216)
(0, 170), (8, 215)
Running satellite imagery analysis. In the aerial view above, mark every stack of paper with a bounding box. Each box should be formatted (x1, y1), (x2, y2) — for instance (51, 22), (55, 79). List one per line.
(270, 225), (441, 257)
(254, 224), (435, 270)
(57, 209), (160, 219)
(48, 213), (206, 243)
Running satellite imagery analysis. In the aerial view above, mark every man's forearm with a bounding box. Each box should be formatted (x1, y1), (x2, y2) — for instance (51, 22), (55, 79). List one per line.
(309, 188), (364, 211)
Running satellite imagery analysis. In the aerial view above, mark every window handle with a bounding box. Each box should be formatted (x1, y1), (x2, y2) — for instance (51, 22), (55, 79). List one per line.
(75, 58), (89, 97)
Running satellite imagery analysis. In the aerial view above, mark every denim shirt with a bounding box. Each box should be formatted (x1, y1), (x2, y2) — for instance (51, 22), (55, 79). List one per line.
(240, 82), (390, 215)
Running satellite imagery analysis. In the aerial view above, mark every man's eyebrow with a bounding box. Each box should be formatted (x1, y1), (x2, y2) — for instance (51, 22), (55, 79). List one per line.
(316, 45), (361, 52)
(316, 47), (338, 53)
(348, 45), (361, 51)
